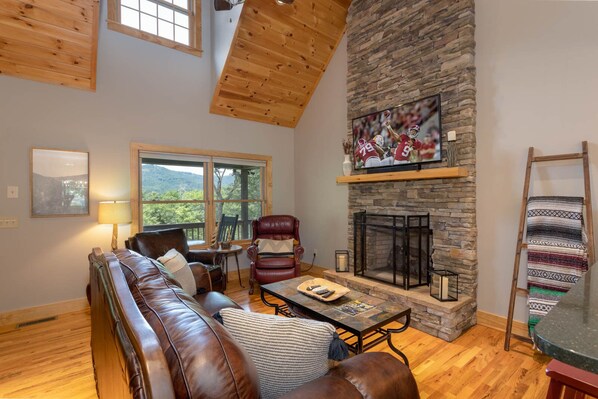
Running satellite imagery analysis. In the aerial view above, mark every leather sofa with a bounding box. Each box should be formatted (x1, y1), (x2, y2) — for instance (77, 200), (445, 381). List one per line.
(125, 228), (226, 292)
(89, 247), (420, 399)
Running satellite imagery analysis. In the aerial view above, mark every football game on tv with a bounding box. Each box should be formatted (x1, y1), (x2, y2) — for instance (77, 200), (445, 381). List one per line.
(351, 94), (442, 171)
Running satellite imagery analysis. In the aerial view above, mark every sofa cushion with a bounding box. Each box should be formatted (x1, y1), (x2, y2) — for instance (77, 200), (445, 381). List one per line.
(116, 250), (260, 399)
(220, 308), (335, 399)
(158, 248), (196, 296)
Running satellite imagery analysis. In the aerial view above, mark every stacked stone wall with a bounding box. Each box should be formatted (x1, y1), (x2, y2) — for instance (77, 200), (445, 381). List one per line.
(347, 0), (477, 298)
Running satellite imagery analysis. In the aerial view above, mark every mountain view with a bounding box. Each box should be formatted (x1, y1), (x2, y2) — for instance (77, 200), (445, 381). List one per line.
(141, 164), (234, 194)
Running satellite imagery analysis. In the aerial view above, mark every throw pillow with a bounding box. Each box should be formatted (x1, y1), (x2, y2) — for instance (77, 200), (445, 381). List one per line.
(157, 248), (196, 296)
(219, 308), (335, 399)
(256, 238), (294, 255)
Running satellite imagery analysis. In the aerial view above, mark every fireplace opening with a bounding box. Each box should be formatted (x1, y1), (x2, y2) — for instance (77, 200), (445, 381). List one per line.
(353, 211), (432, 290)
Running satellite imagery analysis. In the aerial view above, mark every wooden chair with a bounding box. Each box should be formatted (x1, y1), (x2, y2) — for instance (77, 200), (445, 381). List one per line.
(546, 360), (598, 399)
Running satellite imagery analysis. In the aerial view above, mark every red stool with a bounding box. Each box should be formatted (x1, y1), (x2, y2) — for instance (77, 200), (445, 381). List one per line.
(546, 359), (598, 399)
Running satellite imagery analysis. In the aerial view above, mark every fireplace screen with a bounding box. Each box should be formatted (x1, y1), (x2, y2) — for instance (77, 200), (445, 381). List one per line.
(353, 212), (432, 290)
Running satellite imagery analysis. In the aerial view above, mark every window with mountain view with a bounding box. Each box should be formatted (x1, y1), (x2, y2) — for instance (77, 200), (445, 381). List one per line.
(140, 157), (206, 242)
(213, 162), (264, 241)
(135, 147), (271, 246)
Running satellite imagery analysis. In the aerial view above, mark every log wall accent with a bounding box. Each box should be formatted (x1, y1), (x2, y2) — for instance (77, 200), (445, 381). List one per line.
(210, 0), (350, 128)
(0, 0), (100, 91)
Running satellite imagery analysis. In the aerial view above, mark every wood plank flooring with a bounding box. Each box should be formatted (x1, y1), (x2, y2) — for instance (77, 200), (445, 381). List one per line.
(0, 274), (552, 398)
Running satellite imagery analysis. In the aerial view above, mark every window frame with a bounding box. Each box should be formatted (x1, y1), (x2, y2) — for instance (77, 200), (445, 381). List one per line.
(107, 0), (202, 57)
(130, 143), (272, 248)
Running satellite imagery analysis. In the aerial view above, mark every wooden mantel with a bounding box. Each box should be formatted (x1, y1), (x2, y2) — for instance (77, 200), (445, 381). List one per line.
(336, 167), (468, 184)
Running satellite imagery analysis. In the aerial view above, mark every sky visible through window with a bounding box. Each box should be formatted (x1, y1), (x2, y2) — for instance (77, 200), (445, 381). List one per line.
(120, 0), (190, 46)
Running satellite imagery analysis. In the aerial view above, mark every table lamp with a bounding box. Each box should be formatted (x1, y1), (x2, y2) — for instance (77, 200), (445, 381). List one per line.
(98, 201), (132, 251)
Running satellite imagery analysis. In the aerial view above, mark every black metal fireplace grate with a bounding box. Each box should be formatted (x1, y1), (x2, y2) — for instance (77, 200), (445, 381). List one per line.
(353, 211), (432, 290)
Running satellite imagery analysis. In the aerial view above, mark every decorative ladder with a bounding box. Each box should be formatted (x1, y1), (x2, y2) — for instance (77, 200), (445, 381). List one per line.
(504, 141), (595, 351)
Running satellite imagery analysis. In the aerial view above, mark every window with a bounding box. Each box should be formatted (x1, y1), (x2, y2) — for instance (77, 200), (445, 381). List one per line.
(132, 143), (272, 246)
(213, 159), (265, 240)
(107, 0), (202, 57)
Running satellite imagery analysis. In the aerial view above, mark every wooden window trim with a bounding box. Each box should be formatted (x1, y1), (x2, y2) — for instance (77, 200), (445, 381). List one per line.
(130, 142), (273, 248)
(107, 0), (202, 57)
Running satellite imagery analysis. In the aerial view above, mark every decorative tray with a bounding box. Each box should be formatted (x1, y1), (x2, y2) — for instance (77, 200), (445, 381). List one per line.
(297, 278), (350, 302)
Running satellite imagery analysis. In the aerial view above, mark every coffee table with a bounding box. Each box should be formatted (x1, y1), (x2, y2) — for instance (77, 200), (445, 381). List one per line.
(260, 275), (411, 366)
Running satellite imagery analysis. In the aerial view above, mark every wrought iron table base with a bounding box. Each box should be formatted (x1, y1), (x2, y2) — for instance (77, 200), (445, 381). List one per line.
(260, 290), (411, 367)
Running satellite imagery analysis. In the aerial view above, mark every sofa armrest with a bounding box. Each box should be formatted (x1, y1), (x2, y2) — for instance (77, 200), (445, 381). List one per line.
(187, 249), (221, 265)
(280, 375), (363, 398)
(247, 245), (259, 262)
(328, 352), (419, 398)
(188, 262), (213, 293)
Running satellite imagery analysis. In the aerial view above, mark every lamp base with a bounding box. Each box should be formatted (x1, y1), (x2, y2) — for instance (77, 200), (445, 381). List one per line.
(111, 223), (118, 251)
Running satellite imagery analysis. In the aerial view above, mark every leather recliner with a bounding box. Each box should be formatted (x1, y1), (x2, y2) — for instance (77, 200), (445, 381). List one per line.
(126, 228), (226, 293)
(247, 215), (305, 294)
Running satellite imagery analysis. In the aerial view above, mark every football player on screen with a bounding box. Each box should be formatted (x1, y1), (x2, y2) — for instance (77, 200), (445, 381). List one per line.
(382, 110), (423, 164)
(354, 135), (389, 168)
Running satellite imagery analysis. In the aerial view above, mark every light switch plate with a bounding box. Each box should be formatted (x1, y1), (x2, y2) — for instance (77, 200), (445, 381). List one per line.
(0, 217), (18, 228)
(7, 186), (18, 199)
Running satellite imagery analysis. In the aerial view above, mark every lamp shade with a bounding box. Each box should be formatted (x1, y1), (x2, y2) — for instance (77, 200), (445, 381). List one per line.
(98, 201), (132, 224)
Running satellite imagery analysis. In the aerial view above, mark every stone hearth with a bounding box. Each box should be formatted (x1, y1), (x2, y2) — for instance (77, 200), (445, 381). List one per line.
(324, 270), (476, 342)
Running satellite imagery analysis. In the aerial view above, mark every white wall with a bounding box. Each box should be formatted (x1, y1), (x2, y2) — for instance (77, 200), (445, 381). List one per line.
(0, 0), (294, 313)
(294, 36), (348, 268)
(476, 0), (598, 322)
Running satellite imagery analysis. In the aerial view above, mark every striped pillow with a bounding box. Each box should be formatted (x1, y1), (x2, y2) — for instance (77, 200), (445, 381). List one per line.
(256, 238), (294, 255)
(219, 308), (334, 399)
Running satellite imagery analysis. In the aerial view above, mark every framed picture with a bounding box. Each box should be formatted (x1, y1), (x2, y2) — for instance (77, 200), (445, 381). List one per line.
(31, 148), (89, 217)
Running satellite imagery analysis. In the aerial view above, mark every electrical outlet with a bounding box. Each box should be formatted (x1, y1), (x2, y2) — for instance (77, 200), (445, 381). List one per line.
(313, 249), (317, 257)
(0, 217), (18, 228)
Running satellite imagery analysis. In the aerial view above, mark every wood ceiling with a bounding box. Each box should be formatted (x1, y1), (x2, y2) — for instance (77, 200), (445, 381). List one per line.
(210, 0), (350, 128)
(0, 0), (100, 90)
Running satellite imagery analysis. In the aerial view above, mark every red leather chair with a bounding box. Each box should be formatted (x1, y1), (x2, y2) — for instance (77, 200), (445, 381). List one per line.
(247, 215), (304, 294)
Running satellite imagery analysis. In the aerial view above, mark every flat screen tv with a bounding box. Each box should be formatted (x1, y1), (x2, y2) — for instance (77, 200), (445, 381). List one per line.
(351, 94), (442, 171)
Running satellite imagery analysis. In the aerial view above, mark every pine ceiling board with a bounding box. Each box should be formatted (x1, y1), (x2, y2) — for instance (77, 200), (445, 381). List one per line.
(211, 0), (349, 127)
(226, 56), (313, 95)
(0, 48), (90, 77)
(0, 0), (93, 35)
(0, 12), (91, 47)
(0, 36), (90, 66)
(223, 74), (304, 103)
(236, 24), (329, 69)
(0, 58), (91, 89)
(0, 0), (99, 90)
(233, 38), (322, 81)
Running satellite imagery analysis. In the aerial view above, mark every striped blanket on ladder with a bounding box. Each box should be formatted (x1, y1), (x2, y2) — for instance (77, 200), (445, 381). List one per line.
(527, 196), (588, 336)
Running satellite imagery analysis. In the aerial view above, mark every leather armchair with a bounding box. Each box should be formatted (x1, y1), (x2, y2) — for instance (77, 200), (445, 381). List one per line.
(126, 228), (225, 293)
(247, 215), (305, 294)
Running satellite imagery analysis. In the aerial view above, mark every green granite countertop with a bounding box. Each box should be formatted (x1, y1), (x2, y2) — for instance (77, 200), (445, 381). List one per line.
(533, 263), (598, 373)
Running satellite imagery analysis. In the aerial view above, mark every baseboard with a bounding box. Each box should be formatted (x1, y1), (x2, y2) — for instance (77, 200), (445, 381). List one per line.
(0, 297), (89, 329)
(477, 310), (529, 337)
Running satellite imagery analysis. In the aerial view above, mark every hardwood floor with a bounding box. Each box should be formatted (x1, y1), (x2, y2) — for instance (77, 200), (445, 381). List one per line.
(0, 275), (552, 399)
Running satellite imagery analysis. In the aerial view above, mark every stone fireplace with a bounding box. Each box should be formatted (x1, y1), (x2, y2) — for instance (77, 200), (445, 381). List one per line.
(327, 0), (478, 342)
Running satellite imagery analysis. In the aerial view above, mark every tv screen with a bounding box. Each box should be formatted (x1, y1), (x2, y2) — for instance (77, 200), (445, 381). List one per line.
(352, 94), (442, 171)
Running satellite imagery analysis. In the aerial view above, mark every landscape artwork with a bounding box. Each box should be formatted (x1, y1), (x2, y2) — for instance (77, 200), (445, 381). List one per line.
(31, 149), (89, 217)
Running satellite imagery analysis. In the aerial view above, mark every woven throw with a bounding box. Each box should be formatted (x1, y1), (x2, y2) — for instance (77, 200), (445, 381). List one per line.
(526, 196), (585, 249)
(526, 196), (588, 336)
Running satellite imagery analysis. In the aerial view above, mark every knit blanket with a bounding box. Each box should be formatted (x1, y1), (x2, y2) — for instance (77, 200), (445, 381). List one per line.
(526, 196), (588, 336)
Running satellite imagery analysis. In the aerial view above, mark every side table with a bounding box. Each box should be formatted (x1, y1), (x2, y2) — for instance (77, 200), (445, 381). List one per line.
(217, 245), (244, 288)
